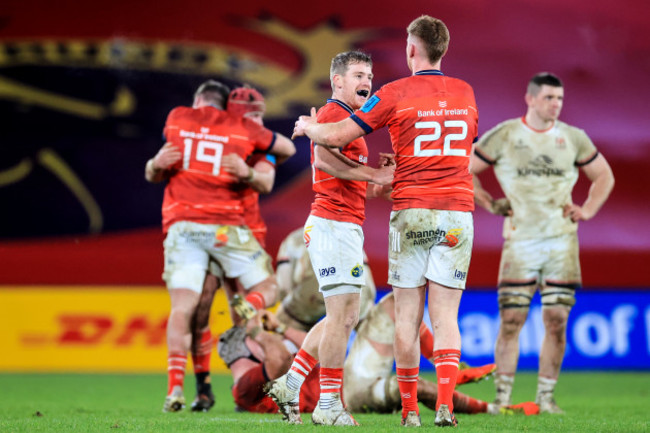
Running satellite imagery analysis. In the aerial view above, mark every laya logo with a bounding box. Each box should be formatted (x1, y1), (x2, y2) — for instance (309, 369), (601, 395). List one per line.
(351, 264), (363, 278)
(453, 269), (467, 280)
(319, 267), (336, 277)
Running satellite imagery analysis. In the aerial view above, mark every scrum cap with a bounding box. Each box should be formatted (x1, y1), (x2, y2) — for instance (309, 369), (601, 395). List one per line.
(228, 86), (266, 117)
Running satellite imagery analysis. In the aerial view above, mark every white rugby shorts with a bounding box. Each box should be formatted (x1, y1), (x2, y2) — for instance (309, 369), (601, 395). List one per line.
(387, 209), (473, 289)
(498, 231), (581, 286)
(303, 215), (365, 297)
(162, 221), (272, 293)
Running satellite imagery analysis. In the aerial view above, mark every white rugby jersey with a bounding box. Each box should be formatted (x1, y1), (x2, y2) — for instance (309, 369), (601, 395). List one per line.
(475, 117), (598, 240)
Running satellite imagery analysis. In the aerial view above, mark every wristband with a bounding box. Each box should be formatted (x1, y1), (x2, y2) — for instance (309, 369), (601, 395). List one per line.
(245, 167), (255, 182)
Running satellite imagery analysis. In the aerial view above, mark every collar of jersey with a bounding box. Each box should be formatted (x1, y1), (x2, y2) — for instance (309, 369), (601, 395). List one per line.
(327, 98), (355, 114)
(415, 69), (444, 76)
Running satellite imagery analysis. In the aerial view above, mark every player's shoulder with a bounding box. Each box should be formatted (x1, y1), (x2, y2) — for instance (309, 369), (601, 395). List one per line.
(318, 100), (354, 122)
(166, 105), (193, 120)
(167, 105), (225, 124)
(478, 118), (520, 145)
(443, 75), (477, 98)
(555, 119), (588, 137)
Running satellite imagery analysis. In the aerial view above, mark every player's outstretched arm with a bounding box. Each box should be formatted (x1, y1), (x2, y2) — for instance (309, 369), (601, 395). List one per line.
(269, 133), (296, 165)
(293, 107), (365, 148)
(313, 144), (392, 184)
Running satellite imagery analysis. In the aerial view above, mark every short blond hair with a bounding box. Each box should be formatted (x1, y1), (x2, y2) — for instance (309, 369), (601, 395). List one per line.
(407, 15), (449, 64)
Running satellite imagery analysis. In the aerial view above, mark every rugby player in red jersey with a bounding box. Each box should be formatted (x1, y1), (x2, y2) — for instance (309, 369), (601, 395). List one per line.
(292, 16), (478, 427)
(145, 80), (295, 412)
(265, 51), (394, 426)
(182, 85), (280, 412)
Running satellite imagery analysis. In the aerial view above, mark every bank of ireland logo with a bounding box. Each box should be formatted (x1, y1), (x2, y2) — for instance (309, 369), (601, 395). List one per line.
(351, 264), (363, 278)
(303, 225), (313, 247)
(444, 228), (462, 247)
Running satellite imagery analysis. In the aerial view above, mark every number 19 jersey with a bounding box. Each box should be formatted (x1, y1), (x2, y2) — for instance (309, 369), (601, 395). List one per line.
(351, 70), (478, 212)
(161, 106), (275, 232)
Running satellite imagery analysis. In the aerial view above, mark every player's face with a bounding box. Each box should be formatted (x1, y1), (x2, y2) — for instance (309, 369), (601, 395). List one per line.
(244, 111), (264, 125)
(529, 85), (564, 122)
(336, 62), (373, 110)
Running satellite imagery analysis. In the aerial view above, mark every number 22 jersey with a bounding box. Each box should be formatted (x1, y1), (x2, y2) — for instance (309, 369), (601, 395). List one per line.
(351, 70), (478, 212)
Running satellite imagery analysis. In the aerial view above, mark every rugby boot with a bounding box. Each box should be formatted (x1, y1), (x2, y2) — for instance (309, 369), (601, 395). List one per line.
(311, 394), (358, 426)
(401, 410), (422, 427)
(434, 404), (458, 427)
(230, 294), (257, 321)
(536, 392), (564, 414)
(501, 401), (540, 416)
(162, 386), (185, 413)
(264, 374), (302, 424)
(456, 363), (496, 385)
(190, 391), (215, 412)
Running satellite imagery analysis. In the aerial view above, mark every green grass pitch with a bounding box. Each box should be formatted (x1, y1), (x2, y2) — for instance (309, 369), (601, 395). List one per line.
(0, 372), (648, 432)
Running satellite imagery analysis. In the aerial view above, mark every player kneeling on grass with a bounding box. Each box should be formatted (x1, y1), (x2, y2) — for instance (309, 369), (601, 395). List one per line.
(265, 292), (540, 426)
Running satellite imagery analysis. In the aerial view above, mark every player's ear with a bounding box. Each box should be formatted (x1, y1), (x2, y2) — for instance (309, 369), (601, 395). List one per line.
(524, 92), (533, 107)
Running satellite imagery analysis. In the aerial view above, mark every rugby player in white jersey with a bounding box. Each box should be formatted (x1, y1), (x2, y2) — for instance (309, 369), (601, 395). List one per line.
(471, 72), (614, 414)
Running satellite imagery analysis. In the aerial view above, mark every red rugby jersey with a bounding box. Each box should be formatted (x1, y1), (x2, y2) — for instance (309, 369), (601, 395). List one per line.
(310, 99), (368, 225)
(351, 70), (477, 212)
(240, 153), (277, 248)
(161, 106), (275, 232)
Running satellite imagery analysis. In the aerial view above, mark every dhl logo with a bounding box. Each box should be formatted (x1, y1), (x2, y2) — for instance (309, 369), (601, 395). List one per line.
(21, 314), (168, 347)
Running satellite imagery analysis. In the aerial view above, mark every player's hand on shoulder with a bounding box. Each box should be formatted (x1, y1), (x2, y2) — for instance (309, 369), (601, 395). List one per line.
(491, 198), (513, 216)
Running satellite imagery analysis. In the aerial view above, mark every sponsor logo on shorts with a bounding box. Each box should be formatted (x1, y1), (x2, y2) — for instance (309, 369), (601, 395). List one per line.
(453, 269), (467, 280)
(405, 228), (462, 246)
(351, 264), (363, 278)
(250, 250), (262, 261)
(214, 227), (229, 248)
(304, 225), (313, 248)
(319, 267), (336, 277)
(180, 231), (213, 244)
(443, 228), (463, 247)
(390, 271), (400, 281)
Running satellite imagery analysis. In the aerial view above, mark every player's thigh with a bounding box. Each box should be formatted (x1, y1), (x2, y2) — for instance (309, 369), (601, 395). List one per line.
(388, 209), (472, 289)
(541, 232), (580, 310)
(425, 210), (474, 290)
(210, 225), (273, 289)
(304, 215), (365, 291)
(497, 237), (544, 316)
(163, 221), (211, 293)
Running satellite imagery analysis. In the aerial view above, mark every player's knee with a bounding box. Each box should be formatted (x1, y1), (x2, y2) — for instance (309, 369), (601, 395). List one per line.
(543, 308), (569, 338)
(541, 287), (576, 310)
(498, 289), (533, 312)
(499, 309), (528, 336)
